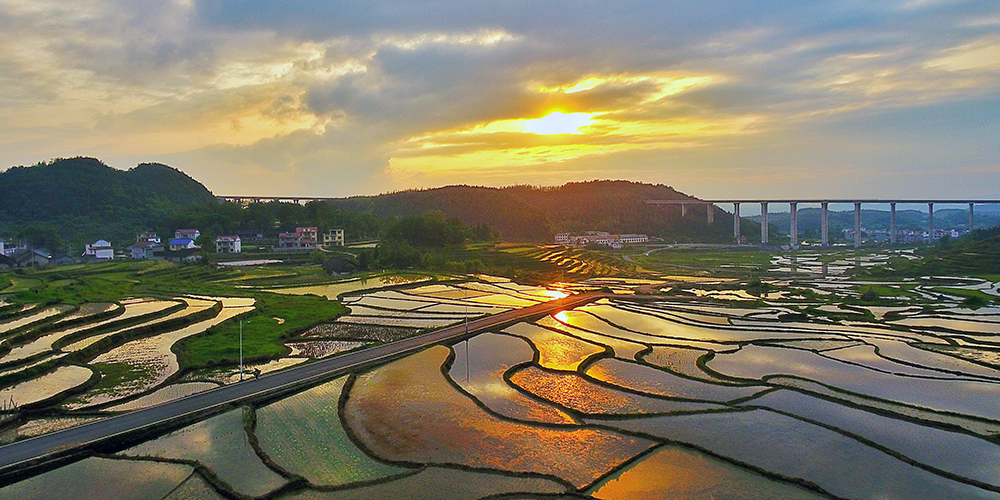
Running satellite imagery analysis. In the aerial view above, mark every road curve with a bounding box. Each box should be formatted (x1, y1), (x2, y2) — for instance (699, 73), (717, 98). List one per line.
(0, 292), (606, 485)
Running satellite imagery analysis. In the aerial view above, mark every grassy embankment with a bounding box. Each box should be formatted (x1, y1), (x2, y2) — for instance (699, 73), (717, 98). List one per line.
(175, 293), (347, 370)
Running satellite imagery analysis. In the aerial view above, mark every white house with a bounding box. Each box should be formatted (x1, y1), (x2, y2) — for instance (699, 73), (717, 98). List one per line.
(169, 238), (198, 251)
(136, 232), (160, 244)
(277, 227), (318, 250)
(174, 229), (201, 241)
(84, 240), (114, 260)
(215, 235), (242, 253)
(322, 229), (345, 246)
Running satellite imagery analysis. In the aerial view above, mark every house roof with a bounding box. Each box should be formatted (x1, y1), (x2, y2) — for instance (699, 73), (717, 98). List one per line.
(170, 238), (193, 245)
(215, 235), (240, 242)
(132, 241), (154, 248)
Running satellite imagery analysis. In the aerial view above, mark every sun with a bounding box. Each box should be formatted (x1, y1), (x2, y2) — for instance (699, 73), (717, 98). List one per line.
(520, 111), (594, 135)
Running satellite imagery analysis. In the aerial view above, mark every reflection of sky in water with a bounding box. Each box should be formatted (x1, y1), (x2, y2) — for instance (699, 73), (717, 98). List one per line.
(123, 409), (285, 497)
(0, 457), (191, 500)
(588, 358), (763, 402)
(450, 332), (576, 424)
(345, 346), (654, 489)
(503, 322), (607, 371)
(589, 445), (824, 500)
(538, 315), (646, 359)
(748, 389), (1000, 488)
(710, 345), (1000, 421)
(256, 376), (407, 486)
(604, 411), (996, 500)
(510, 366), (722, 415)
(0, 365), (92, 405)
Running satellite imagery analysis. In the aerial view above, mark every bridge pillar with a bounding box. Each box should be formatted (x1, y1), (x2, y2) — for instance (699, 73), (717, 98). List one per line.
(733, 203), (741, 243)
(789, 202), (798, 248)
(681, 203), (687, 218)
(707, 204), (714, 224)
(890, 202), (896, 244)
(821, 202), (829, 246)
(928, 203), (934, 241)
(854, 202), (862, 248)
(760, 202), (769, 244)
(969, 203), (975, 232)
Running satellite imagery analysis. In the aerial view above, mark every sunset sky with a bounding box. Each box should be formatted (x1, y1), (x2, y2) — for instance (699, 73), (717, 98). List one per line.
(1, 0), (998, 199)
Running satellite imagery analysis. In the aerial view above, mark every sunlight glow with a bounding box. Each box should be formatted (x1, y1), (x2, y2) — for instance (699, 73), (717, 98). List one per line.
(522, 112), (595, 135)
(479, 112), (596, 135)
(540, 290), (571, 300)
(535, 74), (717, 102)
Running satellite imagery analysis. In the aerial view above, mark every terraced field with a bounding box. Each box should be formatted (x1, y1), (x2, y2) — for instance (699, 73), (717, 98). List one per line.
(3, 252), (1000, 499)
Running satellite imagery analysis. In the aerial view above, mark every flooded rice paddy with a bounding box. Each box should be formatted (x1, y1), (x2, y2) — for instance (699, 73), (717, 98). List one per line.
(3, 273), (1000, 499)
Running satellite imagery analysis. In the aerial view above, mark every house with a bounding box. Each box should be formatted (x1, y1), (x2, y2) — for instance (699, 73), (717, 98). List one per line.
(215, 235), (242, 253)
(136, 232), (160, 244)
(129, 241), (161, 259)
(618, 234), (649, 244)
(557, 231), (649, 249)
(169, 238), (198, 251)
(236, 229), (264, 241)
(83, 240), (114, 260)
(173, 229), (201, 241)
(10, 248), (51, 267)
(1, 240), (27, 256)
(49, 253), (74, 265)
(322, 229), (345, 246)
(164, 248), (203, 263)
(277, 227), (318, 251)
(322, 256), (357, 275)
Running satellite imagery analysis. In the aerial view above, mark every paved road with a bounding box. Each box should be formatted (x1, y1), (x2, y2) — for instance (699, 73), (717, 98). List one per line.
(0, 292), (605, 484)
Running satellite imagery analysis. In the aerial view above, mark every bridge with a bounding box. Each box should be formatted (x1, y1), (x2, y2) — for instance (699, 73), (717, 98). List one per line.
(646, 199), (1000, 248)
(214, 194), (1000, 249)
(0, 292), (606, 484)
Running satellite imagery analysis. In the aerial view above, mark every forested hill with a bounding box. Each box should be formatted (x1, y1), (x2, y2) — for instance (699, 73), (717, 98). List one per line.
(1, 158), (743, 250)
(329, 181), (738, 242)
(0, 157), (216, 250)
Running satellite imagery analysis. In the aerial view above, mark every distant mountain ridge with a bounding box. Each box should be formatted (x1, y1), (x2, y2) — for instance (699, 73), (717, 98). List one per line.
(328, 181), (737, 242)
(0, 157), (216, 250)
(0, 158), (745, 251)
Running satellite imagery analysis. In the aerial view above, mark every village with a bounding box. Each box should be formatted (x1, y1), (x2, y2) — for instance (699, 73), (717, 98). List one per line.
(0, 227), (347, 269)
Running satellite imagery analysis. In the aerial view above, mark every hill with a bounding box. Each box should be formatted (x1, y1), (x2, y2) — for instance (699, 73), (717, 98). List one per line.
(329, 181), (745, 242)
(1, 158), (754, 251)
(0, 157), (217, 252)
(875, 227), (1000, 277)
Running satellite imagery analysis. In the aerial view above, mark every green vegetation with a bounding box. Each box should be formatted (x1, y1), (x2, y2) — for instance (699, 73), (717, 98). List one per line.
(87, 361), (158, 396)
(629, 246), (774, 277)
(874, 228), (1000, 276)
(174, 293), (347, 370)
(2, 160), (758, 256)
(0, 158), (215, 252)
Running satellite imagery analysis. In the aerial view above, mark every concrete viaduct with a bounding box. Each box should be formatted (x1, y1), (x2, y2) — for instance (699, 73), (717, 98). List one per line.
(216, 195), (999, 248)
(646, 199), (1000, 248)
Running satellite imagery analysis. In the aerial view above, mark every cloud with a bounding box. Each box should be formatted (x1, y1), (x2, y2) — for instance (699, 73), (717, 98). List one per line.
(0, 0), (997, 198)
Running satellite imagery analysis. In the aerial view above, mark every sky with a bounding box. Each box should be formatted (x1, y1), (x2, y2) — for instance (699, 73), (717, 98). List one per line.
(1, 0), (998, 199)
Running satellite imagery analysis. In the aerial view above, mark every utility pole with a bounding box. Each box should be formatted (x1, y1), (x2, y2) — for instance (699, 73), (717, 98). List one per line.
(239, 319), (245, 381)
